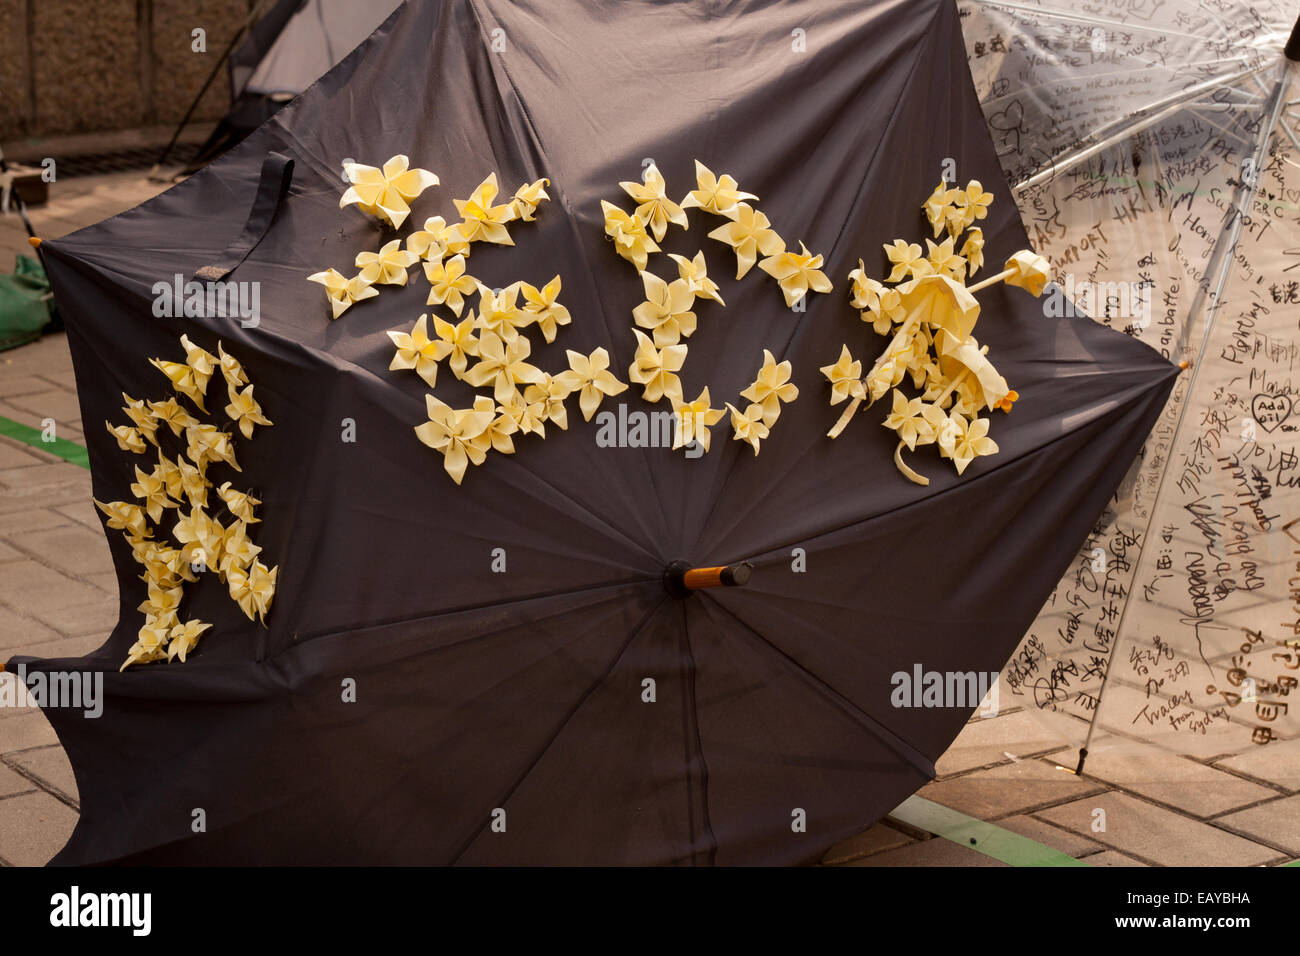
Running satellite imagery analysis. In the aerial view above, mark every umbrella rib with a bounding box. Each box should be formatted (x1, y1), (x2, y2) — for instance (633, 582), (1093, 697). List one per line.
(699, 594), (935, 778)
(291, 575), (655, 646)
(445, 595), (671, 864)
(677, 600), (719, 864)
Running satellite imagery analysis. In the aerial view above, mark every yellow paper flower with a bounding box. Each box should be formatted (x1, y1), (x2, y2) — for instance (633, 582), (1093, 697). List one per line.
(882, 390), (937, 451)
(107, 422), (147, 454)
(555, 347), (628, 421)
(148, 397), (199, 436)
(121, 614), (174, 670)
(707, 202), (784, 280)
(414, 394), (495, 484)
(172, 506), (225, 569)
(228, 560), (277, 624)
(602, 200), (659, 271)
(510, 178), (551, 222)
(941, 413), (998, 475)
(726, 402), (769, 455)
(224, 383), (272, 439)
(218, 519), (262, 576)
(340, 155), (439, 229)
(307, 267), (378, 319)
(176, 456), (209, 508)
(137, 582), (183, 619)
(166, 619), (212, 663)
(740, 349), (799, 425)
(672, 387), (725, 454)
(884, 239), (934, 283)
(216, 481), (260, 524)
(150, 357), (209, 412)
(406, 215), (450, 262)
(620, 164), (688, 241)
(453, 173), (517, 245)
(954, 181), (994, 231)
(424, 254), (478, 317)
(439, 220), (473, 258)
(497, 389), (548, 437)
(632, 271), (697, 348)
(680, 159), (756, 217)
(217, 342), (247, 390)
(474, 282), (532, 345)
(185, 423), (240, 473)
(668, 251), (724, 306)
(130, 464), (177, 522)
(463, 331), (545, 404)
(758, 240), (833, 308)
(520, 275), (571, 343)
(387, 314), (451, 388)
(926, 236), (967, 280)
(120, 394), (159, 446)
(95, 499), (149, 538)
(476, 396), (518, 454)
(523, 374), (573, 433)
(627, 329), (686, 405)
(820, 345), (865, 405)
(961, 228), (984, 277)
(1003, 250), (1052, 297)
(356, 239), (419, 286)
(924, 181), (959, 238)
(432, 314), (479, 378)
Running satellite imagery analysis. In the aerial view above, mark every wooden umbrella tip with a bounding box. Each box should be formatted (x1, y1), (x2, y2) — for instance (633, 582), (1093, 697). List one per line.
(1178, 360), (1191, 370)
(28, 236), (41, 248)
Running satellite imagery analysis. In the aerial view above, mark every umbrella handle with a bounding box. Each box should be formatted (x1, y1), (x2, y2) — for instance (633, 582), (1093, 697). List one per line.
(663, 560), (753, 598)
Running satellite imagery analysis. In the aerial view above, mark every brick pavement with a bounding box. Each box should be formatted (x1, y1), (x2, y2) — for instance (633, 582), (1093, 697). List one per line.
(1, 171), (1297, 867)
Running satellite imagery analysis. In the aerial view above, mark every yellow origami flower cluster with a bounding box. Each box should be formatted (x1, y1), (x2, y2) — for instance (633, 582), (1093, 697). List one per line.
(310, 154), (550, 319)
(823, 180), (1051, 484)
(602, 161), (816, 456)
(100, 335), (278, 669)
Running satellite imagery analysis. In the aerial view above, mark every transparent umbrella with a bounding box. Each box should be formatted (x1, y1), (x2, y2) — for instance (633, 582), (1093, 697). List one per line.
(959, 0), (1300, 770)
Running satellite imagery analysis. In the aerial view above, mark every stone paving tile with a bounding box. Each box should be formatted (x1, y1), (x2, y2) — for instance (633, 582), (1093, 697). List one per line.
(822, 822), (914, 865)
(0, 559), (107, 619)
(1035, 792), (1280, 867)
(3, 633), (106, 663)
(0, 505), (75, 534)
(17, 523), (113, 578)
(1000, 813), (1103, 857)
(845, 836), (1008, 867)
(0, 539), (23, 561)
(54, 498), (103, 531)
(1214, 747), (1300, 793)
(0, 710), (59, 751)
(0, 375), (55, 399)
(0, 763), (35, 797)
(0, 440), (46, 470)
(32, 596), (118, 638)
(8, 746), (78, 805)
(918, 757), (1106, 820)
(1080, 750), (1278, 817)
(934, 709), (1069, 776)
(0, 791), (79, 866)
(1214, 795), (1300, 856)
(5, 388), (82, 425)
(0, 604), (62, 650)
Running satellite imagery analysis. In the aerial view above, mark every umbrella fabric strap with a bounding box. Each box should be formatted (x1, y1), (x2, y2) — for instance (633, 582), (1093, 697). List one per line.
(194, 151), (294, 282)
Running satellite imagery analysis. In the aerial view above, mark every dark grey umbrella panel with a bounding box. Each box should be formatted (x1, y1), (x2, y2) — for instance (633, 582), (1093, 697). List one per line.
(15, 0), (1176, 865)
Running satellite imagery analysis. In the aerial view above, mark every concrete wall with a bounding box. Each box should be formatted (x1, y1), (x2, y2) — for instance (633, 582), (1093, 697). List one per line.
(0, 0), (254, 141)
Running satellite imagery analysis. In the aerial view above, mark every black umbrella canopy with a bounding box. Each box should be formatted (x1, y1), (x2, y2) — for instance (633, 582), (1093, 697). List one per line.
(17, 0), (1177, 865)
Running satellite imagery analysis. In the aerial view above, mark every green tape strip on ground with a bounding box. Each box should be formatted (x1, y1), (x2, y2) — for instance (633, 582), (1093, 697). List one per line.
(0, 415), (90, 470)
(891, 795), (1091, 867)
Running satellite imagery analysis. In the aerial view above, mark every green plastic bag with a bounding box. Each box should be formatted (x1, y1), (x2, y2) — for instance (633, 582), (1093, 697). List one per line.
(0, 253), (54, 351)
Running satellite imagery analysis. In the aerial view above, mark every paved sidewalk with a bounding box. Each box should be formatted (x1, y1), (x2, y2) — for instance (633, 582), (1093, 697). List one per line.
(1, 172), (1297, 867)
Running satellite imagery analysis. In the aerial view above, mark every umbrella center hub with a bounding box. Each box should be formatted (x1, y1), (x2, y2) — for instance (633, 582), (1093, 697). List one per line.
(662, 560), (753, 598)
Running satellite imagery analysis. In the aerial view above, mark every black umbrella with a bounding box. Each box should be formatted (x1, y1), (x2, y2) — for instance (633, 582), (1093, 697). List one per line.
(12, 0), (1177, 865)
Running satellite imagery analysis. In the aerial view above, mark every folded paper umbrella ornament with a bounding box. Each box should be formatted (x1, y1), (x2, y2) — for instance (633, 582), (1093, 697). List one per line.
(13, 0), (1180, 865)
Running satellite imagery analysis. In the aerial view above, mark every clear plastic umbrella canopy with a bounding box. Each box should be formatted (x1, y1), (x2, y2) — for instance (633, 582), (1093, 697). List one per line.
(960, 0), (1300, 767)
